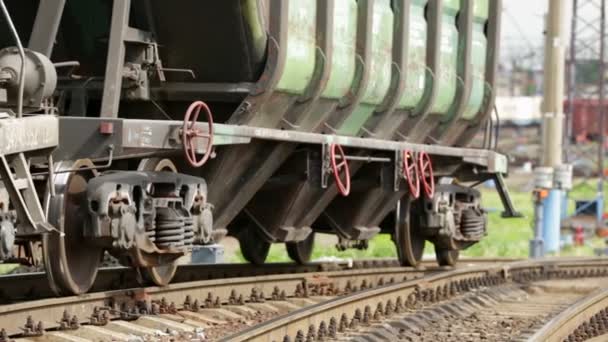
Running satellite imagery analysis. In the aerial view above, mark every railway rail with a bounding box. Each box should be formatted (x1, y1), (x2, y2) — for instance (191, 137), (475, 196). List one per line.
(0, 258), (511, 303)
(527, 283), (608, 341)
(225, 258), (608, 341)
(0, 257), (604, 341)
(1, 258), (506, 338)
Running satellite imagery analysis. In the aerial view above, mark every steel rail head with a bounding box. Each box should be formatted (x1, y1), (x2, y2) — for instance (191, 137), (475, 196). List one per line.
(220, 258), (608, 342)
(528, 287), (608, 342)
(4, 257), (606, 339)
(0, 258), (427, 336)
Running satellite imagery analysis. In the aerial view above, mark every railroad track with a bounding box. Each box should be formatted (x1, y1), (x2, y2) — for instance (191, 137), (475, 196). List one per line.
(0, 260), (383, 303)
(0, 258), (510, 303)
(526, 282), (608, 341)
(226, 258), (608, 342)
(1, 257), (599, 342)
(0, 258), (506, 339)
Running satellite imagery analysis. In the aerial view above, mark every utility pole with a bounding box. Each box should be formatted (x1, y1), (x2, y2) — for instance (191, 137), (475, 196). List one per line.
(542, 1), (567, 168)
(566, 0), (606, 236)
(565, 0), (578, 160)
(535, 0), (572, 256)
(598, 0), (606, 226)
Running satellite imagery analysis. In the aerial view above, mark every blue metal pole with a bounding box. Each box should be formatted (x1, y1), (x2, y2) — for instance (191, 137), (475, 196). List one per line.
(530, 190), (545, 258)
(597, 191), (604, 225)
(561, 192), (569, 219)
(542, 189), (562, 253)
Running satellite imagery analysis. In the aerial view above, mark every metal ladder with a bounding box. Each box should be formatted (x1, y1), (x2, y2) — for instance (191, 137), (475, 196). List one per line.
(0, 153), (54, 235)
(0, 0), (63, 235)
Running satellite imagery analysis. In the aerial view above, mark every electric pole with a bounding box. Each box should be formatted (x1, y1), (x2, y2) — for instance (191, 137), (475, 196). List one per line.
(534, 0), (572, 256)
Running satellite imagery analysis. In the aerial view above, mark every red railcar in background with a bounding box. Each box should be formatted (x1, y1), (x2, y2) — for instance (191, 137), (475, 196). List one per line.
(565, 99), (608, 141)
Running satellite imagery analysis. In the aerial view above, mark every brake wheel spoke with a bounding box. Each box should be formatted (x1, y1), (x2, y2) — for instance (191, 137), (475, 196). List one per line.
(182, 101), (215, 167)
(330, 144), (351, 196)
(402, 150), (420, 198)
(418, 152), (435, 198)
(188, 139), (198, 161)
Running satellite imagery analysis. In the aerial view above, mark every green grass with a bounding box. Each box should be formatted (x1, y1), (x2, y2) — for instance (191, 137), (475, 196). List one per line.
(232, 234), (399, 263)
(232, 187), (539, 263)
(0, 264), (18, 274)
(460, 188), (534, 258)
(231, 181), (607, 263)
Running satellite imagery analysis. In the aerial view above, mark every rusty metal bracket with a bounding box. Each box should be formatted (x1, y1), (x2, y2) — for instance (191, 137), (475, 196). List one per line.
(32, 145), (115, 177)
(394, 150), (404, 192)
(321, 143), (331, 189)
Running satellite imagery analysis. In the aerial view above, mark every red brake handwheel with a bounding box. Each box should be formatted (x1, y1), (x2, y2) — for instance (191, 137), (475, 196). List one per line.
(402, 150), (420, 199)
(330, 143), (351, 196)
(418, 152), (435, 198)
(182, 101), (214, 168)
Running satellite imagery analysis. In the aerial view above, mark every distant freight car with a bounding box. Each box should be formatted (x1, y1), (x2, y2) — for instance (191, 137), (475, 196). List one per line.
(0, 0), (516, 297)
(495, 96), (542, 126)
(565, 99), (608, 141)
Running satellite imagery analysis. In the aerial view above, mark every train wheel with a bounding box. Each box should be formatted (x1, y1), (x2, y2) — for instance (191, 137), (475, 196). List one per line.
(394, 197), (425, 267)
(238, 226), (270, 265)
(138, 158), (179, 286)
(43, 160), (103, 295)
(143, 264), (178, 287)
(286, 232), (315, 264)
(436, 248), (460, 266)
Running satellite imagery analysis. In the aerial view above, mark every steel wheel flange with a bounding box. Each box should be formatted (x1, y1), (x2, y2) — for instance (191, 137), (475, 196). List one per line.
(286, 232), (315, 264)
(394, 197), (425, 267)
(436, 248), (460, 266)
(137, 158), (180, 286)
(238, 224), (270, 265)
(43, 159), (103, 296)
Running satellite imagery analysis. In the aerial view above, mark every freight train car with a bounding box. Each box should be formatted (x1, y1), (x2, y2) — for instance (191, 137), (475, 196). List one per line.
(565, 99), (608, 141)
(0, 0), (518, 295)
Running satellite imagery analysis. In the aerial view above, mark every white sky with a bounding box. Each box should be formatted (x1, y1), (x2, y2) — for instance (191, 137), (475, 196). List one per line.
(502, 0), (548, 50)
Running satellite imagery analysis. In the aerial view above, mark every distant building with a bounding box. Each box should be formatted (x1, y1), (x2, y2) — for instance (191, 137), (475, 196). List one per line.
(495, 96), (542, 126)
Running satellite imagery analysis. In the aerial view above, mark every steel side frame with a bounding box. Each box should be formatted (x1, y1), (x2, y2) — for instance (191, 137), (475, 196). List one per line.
(55, 116), (507, 174)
